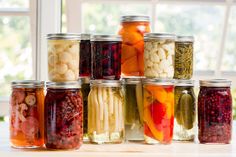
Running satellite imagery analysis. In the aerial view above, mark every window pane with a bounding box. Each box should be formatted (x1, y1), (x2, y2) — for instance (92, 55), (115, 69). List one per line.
(0, 0), (28, 8)
(0, 16), (32, 97)
(222, 6), (236, 71)
(155, 4), (224, 71)
(82, 3), (151, 34)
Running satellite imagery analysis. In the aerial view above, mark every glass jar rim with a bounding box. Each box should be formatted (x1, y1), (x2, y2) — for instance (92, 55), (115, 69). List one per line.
(81, 33), (91, 40)
(121, 15), (150, 22)
(11, 80), (45, 88)
(143, 78), (174, 85)
(122, 76), (144, 84)
(90, 80), (121, 87)
(46, 81), (81, 89)
(175, 80), (194, 86)
(200, 79), (231, 87)
(176, 35), (194, 42)
(47, 33), (81, 40)
(90, 35), (121, 42)
(144, 33), (176, 41)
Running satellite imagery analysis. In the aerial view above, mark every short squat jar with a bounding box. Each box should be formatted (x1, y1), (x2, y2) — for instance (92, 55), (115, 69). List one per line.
(123, 77), (144, 141)
(88, 80), (124, 144)
(44, 81), (83, 150)
(174, 36), (194, 79)
(173, 80), (196, 141)
(10, 80), (45, 148)
(47, 33), (80, 82)
(91, 35), (121, 80)
(198, 79), (232, 144)
(144, 33), (175, 78)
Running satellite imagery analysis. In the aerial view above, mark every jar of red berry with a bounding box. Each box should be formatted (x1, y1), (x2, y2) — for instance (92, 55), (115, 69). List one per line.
(91, 35), (121, 80)
(198, 79), (232, 144)
(44, 81), (83, 150)
(10, 80), (45, 148)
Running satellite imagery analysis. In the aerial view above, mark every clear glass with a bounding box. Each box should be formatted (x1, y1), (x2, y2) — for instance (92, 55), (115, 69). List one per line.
(174, 86), (196, 141)
(143, 83), (174, 144)
(0, 0), (28, 8)
(10, 87), (44, 148)
(88, 85), (124, 144)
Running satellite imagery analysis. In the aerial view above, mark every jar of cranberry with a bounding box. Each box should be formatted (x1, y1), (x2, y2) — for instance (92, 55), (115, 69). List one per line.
(79, 34), (91, 77)
(198, 79), (232, 144)
(44, 81), (83, 150)
(91, 35), (121, 80)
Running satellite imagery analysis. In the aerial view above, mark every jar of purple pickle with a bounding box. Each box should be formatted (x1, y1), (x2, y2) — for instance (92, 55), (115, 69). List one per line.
(198, 79), (232, 144)
(91, 35), (121, 80)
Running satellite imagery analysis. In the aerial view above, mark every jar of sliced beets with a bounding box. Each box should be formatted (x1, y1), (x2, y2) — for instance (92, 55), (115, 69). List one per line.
(91, 35), (121, 80)
(198, 79), (232, 144)
(10, 80), (45, 148)
(44, 81), (83, 150)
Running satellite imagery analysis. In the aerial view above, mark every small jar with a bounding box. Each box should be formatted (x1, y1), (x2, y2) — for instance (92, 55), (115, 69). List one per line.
(88, 80), (124, 144)
(47, 33), (80, 82)
(79, 34), (91, 77)
(144, 33), (175, 78)
(10, 80), (45, 148)
(119, 16), (151, 76)
(91, 35), (121, 80)
(173, 80), (196, 141)
(198, 79), (232, 144)
(123, 77), (144, 141)
(44, 81), (83, 150)
(143, 79), (174, 144)
(174, 36), (194, 79)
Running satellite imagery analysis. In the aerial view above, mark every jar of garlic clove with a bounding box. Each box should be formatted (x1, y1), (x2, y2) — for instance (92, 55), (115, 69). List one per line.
(144, 33), (175, 78)
(47, 33), (80, 82)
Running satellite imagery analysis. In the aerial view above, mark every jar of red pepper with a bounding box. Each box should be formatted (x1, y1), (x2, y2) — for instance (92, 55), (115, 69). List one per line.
(44, 81), (83, 150)
(91, 35), (121, 80)
(198, 79), (232, 144)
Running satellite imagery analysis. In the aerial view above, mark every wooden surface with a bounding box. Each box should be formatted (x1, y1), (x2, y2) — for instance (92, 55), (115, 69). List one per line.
(0, 122), (235, 157)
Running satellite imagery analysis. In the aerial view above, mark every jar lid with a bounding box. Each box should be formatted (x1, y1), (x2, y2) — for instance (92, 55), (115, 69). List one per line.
(79, 77), (90, 84)
(90, 35), (121, 42)
(142, 78), (174, 86)
(90, 80), (121, 87)
(200, 79), (231, 87)
(11, 80), (45, 88)
(46, 81), (81, 89)
(47, 33), (81, 40)
(81, 34), (91, 40)
(144, 33), (176, 41)
(121, 15), (150, 22)
(175, 80), (194, 87)
(176, 35), (194, 42)
(122, 77), (144, 84)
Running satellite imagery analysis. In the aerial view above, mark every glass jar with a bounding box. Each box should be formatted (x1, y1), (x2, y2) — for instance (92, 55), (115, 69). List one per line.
(174, 36), (194, 79)
(91, 35), (121, 80)
(88, 80), (124, 144)
(173, 80), (196, 141)
(119, 15), (151, 76)
(198, 79), (232, 144)
(47, 33), (80, 82)
(79, 34), (91, 77)
(123, 77), (144, 141)
(10, 80), (45, 148)
(44, 81), (83, 150)
(144, 33), (175, 78)
(143, 79), (174, 144)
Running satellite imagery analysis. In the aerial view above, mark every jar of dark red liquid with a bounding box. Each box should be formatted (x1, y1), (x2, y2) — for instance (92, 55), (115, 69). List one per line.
(44, 81), (83, 150)
(79, 34), (91, 77)
(91, 35), (121, 80)
(198, 79), (232, 144)
(10, 80), (45, 148)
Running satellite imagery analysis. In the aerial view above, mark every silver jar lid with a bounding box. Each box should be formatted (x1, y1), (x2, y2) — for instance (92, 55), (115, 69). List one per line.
(122, 77), (144, 84)
(47, 33), (81, 40)
(79, 77), (90, 84)
(121, 15), (150, 22)
(90, 35), (121, 42)
(176, 35), (194, 42)
(200, 79), (231, 87)
(11, 80), (45, 88)
(81, 34), (91, 40)
(144, 33), (176, 41)
(90, 80), (121, 87)
(46, 81), (81, 89)
(143, 78), (174, 86)
(175, 80), (194, 87)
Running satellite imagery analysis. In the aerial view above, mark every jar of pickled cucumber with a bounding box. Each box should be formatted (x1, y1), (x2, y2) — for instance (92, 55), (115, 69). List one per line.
(44, 81), (83, 150)
(123, 77), (144, 141)
(174, 36), (194, 79)
(144, 33), (175, 78)
(10, 80), (45, 148)
(173, 80), (196, 141)
(143, 79), (174, 144)
(88, 80), (124, 144)
(119, 15), (151, 76)
(47, 33), (80, 82)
